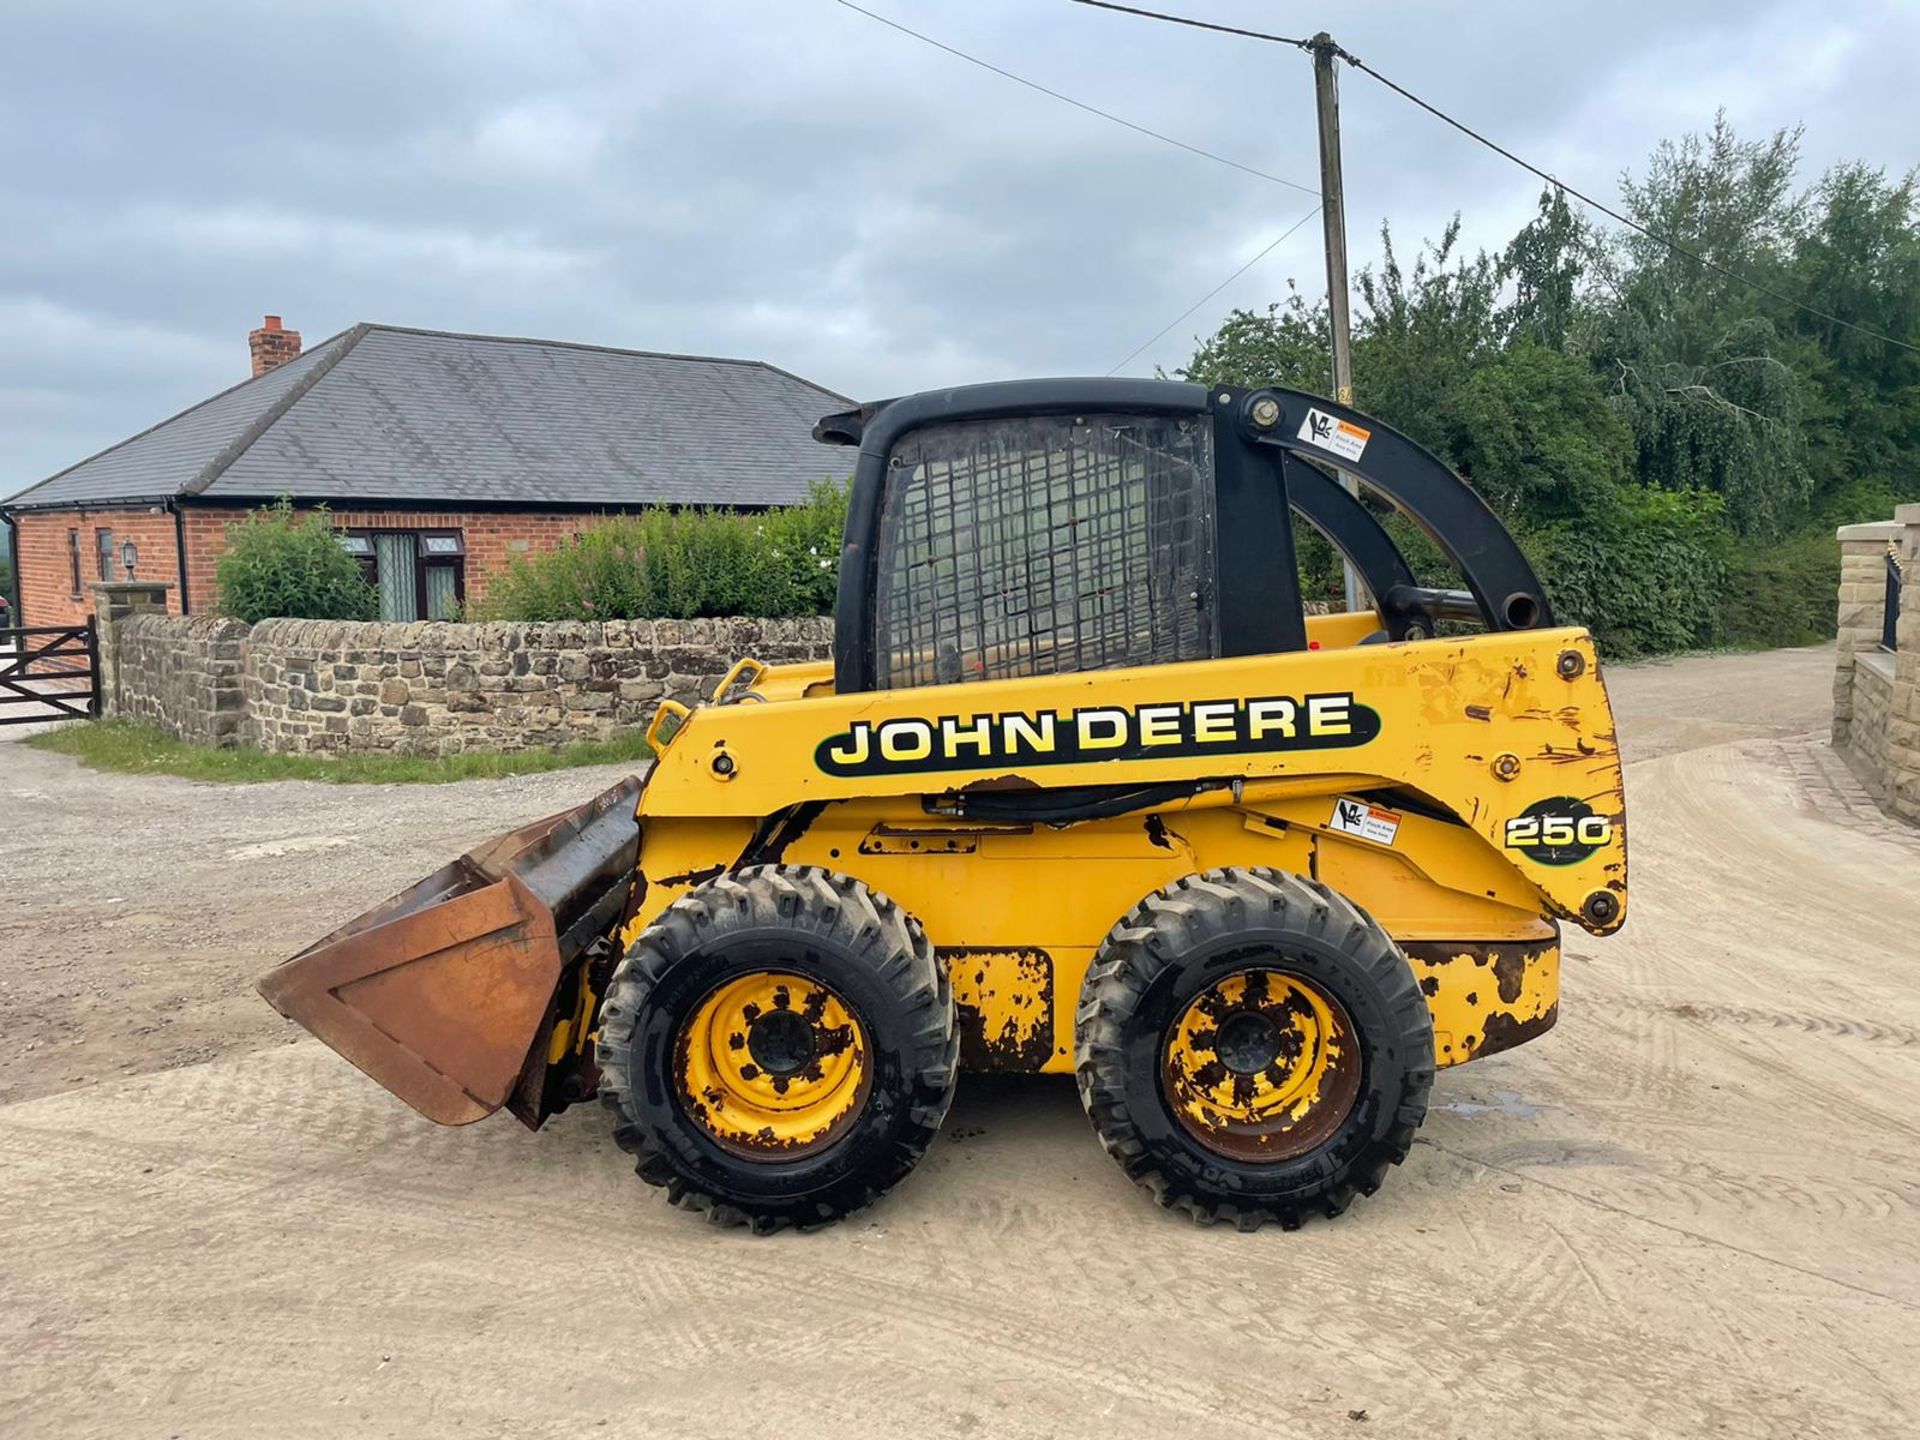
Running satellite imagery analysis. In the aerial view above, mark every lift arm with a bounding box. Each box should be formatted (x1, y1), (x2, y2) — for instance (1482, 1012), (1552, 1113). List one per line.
(1242, 387), (1553, 634)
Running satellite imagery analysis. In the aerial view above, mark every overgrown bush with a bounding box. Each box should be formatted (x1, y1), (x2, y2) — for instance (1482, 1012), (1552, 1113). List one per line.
(479, 480), (847, 621)
(1716, 529), (1841, 650)
(216, 499), (377, 625)
(1524, 488), (1730, 658)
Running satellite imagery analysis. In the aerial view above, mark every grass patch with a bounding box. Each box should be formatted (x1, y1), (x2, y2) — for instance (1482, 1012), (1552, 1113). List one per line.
(24, 718), (653, 785)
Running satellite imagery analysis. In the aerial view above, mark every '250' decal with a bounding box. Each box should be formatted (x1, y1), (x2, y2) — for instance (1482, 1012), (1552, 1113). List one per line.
(1504, 797), (1615, 866)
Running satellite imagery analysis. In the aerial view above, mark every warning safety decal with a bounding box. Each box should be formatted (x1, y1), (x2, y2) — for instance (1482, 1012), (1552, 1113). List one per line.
(1298, 407), (1371, 462)
(1328, 796), (1401, 846)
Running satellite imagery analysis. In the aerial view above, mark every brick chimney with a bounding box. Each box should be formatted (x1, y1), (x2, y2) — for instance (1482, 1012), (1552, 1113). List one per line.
(248, 314), (302, 377)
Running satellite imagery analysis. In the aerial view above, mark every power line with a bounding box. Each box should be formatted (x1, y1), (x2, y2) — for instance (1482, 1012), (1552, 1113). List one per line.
(1070, 1), (1920, 357)
(1107, 205), (1321, 374)
(830, 1), (1316, 197)
(1069, 0), (1307, 49)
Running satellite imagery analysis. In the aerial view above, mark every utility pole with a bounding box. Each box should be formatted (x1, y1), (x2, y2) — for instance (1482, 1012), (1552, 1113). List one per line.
(1311, 32), (1363, 614)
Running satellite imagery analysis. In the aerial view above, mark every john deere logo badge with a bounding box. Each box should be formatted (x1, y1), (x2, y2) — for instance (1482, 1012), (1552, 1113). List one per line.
(815, 693), (1381, 779)
(1503, 797), (1615, 865)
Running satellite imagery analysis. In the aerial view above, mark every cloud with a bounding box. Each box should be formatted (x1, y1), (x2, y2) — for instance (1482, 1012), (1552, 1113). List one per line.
(128, 204), (596, 285)
(0, 297), (230, 388)
(2, 0), (1915, 496)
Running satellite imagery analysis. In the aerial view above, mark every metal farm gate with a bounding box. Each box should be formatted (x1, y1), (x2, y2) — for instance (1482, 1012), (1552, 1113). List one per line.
(0, 619), (101, 724)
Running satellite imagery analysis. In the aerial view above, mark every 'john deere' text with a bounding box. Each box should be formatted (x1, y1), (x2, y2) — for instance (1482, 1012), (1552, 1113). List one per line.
(814, 693), (1381, 778)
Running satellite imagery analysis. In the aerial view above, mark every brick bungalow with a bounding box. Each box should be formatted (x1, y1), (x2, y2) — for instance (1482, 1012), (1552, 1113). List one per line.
(1, 317), (850, 626)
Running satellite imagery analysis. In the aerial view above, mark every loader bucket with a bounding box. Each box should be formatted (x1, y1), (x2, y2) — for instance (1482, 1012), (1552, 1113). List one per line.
(257, 774), (644, 1125)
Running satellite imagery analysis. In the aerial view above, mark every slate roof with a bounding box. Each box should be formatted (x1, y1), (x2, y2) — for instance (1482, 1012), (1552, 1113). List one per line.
(3, 325), (853, 512)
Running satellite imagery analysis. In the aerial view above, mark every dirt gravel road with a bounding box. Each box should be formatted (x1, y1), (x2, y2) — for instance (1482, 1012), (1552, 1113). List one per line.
(2, 643), (1916, 1438)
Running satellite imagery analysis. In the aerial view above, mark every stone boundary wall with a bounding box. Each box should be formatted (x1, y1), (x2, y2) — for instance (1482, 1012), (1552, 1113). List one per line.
(1833, 506), (1920, 824)
(100, 603), (833, 756)
(244, 616), (832, 755)
(114, 613), (250, 746)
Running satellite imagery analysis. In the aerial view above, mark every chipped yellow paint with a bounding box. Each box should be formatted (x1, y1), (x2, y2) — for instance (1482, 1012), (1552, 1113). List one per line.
(943, 948), (1055, 1071)
(610, 622), (1620, 1081)
(545, 967), (599, 1066)
(674, 971), (869, 1158)
(1162, 970), (1362, 1160)
(635, 627), (1625, 933)
(1407, 931), (1561, 1068)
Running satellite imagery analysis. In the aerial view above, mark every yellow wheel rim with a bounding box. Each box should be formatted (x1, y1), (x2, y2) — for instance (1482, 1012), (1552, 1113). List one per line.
(1162, 968), (1362, 1161)
(674, 971), (869, 1160)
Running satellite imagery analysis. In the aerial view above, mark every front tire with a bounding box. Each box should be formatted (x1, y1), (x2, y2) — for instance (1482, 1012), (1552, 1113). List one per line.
(596, 866), (958, 1232)
(1075, 867), (1433, 1230)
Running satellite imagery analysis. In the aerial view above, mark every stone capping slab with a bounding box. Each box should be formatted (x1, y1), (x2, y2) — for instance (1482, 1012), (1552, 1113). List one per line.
(1856, 650), (1896, 683)
(1836, 521), (1903, 543)
(121, 612), (249, 640)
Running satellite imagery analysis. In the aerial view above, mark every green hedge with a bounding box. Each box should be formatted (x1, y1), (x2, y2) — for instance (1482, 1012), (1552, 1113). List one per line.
(217, 499), (377, 625)
(1523, 488), (1730, 658)
(474, 468), (1839, 659)
(1305, 486), (1745, 659)
(478, 480), (847, 621)
(1716, 529), (1841, 650)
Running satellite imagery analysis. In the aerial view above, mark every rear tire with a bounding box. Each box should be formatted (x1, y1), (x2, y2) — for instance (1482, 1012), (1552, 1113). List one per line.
(1075, 867), (1433, 1231)
(596, 866), (958, 1232)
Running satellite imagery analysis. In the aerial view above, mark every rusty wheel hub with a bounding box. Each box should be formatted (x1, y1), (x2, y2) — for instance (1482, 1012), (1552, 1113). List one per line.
(1161, 967), (1363, 1162)
(673, 971), (870, 1160)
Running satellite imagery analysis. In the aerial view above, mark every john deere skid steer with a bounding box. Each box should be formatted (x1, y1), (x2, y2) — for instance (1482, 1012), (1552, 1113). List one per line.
(259, 379), (1627, 1231)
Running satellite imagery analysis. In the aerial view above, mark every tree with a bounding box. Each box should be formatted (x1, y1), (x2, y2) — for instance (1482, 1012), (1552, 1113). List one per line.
(1593, 116), (1814, 534)
(1449, 344), (1634, 524)
(216, 500), (378, 625)
(1172, 282), (1329, 390)
(1786, 161), (1920, 511)
(1351, 219), (1501, 458)
(1499, 188), (1596, 352)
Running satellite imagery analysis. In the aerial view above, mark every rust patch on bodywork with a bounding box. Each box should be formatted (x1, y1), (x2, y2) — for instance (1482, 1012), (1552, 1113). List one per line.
(941, 947), (1054, 1070)
(957, 773), (1041, 793)
(1404, 931), (1559, 1068)
(655, 863), (726, 889)
(1477, 1003), (1559, 1057)
(1491, 947), (1527, 1004)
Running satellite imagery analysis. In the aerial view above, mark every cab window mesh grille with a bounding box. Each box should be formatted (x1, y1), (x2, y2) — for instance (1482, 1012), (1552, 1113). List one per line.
(874, 413), (1215, 689)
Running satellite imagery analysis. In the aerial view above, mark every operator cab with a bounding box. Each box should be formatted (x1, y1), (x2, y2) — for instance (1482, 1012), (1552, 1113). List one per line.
(815, 378), (1551, 696)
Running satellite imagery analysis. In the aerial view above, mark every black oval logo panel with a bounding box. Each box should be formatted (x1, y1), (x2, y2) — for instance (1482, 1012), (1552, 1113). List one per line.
(1503, 796), (1614, 866)
(815, 693), (1381, 779)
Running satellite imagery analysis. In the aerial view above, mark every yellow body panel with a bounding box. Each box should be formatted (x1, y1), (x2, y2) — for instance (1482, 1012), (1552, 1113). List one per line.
(617, 627), (1624, 1075)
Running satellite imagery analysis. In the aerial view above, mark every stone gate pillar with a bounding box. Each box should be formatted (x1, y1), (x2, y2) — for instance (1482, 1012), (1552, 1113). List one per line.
(88, 580), (174, 716)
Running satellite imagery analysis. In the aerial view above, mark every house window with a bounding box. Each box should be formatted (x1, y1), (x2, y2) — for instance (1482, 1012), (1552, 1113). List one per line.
(338, 529), (466, 621)
(95, 528), (118, 582)
(67, 530), (83, 598)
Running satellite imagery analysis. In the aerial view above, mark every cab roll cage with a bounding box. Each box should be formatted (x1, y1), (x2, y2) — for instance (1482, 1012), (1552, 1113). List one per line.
(816, 378), (1553, 695)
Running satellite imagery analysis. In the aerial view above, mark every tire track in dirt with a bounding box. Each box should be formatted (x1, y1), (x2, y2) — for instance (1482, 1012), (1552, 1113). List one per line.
(1652, 998), (1920, 1049)
(6, 646), (1920, 1438)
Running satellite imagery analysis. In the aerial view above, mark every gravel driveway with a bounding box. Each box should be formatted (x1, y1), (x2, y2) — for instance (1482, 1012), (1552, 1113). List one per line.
(3, 643), (1916, 1439)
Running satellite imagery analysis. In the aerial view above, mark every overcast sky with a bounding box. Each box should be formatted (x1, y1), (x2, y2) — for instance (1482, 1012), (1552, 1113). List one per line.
(3, 0), (1915, 498)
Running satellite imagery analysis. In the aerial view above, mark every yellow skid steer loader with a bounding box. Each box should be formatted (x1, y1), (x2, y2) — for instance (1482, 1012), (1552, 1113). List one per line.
(260, 380), (1627, 1232)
